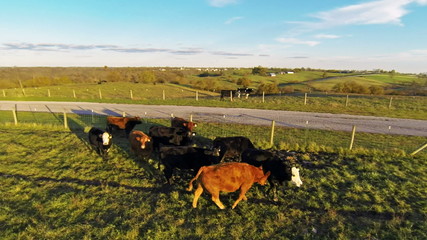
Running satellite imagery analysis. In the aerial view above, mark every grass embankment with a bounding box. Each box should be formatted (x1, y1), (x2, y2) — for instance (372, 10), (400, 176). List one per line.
(1, 124), (426, 239)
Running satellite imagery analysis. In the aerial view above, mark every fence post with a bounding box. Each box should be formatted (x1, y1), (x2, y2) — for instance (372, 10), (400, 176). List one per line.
(196, 91), (198, 101)
(262, 92), (265, 103)
(190, 114), (193, 122)
(270, 120), (275, 146)
(99, 89), (102, 99)
(63, 112), (68, 128)
(48, 89), (51, 97)
(163, 90), (165, 100)
(2, 90), (5, 97)
(12, 109), (18, 125)
(73, 89), (76, 99)
(345, 95), (349, 107)
(349, 125), (356, 150)
(130, 90), (133, 100)
(304, 93), (308, 105)
(410, 143), (427, 156)
(388, 97), (393, 109)
(230, 91), (233, 102)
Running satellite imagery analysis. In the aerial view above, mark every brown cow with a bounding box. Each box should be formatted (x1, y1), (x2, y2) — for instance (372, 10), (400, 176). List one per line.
(171, 117), (197, 132)
(129, 130), (152, 160)
(187, 162), (270, 209)
(107, 116), (142, 136)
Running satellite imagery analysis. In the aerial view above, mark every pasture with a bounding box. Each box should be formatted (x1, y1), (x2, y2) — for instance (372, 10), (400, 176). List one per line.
(1, 121), (426, 239)
(1, 82), (426, 120)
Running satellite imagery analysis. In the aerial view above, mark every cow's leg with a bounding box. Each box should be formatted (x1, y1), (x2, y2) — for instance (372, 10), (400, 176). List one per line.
(211, 192), (225, 209)
(232, 183), (252, 209)
(163, 167), (173, 184)
(192, 184), (203, 208)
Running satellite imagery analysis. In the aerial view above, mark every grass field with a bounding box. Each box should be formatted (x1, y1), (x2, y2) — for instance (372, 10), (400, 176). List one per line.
(2, 82), (426, 120)
(1, 121), (426, 239)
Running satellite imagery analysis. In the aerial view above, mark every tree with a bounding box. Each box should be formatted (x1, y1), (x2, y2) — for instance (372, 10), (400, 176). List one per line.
(369, 85), (384, 95)
(256, 83), (279, 94)
(139, 71), (156, 84)
(252, 66), (267, 76)
(237, 77), (251, 87)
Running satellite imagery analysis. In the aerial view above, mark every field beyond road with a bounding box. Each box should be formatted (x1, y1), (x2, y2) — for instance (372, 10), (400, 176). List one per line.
(1, 100), (426, 137)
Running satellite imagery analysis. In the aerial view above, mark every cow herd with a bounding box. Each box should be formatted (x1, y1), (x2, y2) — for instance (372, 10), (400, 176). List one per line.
(88, 116), (303, 209)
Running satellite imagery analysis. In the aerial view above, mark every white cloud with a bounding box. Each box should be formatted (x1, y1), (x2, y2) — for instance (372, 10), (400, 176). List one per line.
(225, 16), (244, 24)
(276, 37), (319, 47)
(208, 0), (238, 7)
(294, 0), (427, 30)
(315, 34), (341, 39)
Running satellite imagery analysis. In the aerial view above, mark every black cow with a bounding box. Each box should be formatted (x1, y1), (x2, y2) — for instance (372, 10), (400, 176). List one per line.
(149, 126), (195, 151)
(88, 127), (112, 160)
(106, 116), (142, 136)
(241, 148), (303, 201)
(212, 136), (255, 162)
(220, 90), (238, 100)
(159, 146), (221, 184)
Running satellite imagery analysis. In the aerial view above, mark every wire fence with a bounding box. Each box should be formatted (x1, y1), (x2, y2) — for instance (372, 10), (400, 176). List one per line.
(0, 109), (425, 156)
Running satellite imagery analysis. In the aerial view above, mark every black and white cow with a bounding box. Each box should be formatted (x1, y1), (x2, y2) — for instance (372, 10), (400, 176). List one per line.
(241, 148), (302, 201)
(220, 88), (253, 100)
(159, 146), (221, 184)
(213, 136), (255, 162)
(149, 126), (195, 151)
(88, 127), (113, 160)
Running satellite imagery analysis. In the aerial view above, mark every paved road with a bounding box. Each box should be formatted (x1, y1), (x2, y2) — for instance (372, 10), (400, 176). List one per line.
(1, 101), (426, 137)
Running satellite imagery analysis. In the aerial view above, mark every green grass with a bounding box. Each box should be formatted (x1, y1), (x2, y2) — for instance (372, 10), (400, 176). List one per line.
(1, 124), (426, 239)
(1, 82), (426, 120)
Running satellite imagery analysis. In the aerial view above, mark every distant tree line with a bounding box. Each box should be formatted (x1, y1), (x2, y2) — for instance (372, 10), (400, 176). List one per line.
(1, 67), (425, 96)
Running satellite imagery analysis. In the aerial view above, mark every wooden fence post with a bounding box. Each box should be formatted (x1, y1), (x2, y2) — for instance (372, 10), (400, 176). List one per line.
(12, 109), (18, 125)
(349, 125), (357, 150)
(230, 91), (233, 102)
(99, 89), (102, 99)
(270, 120), (275, 146)
(163, 90), (165, 100)
(19, 79), (26, 96)
(130, 90), (133, 100)
(2, 90), (5, 97)
(63, 112), (68, 128)
(48, 89), (51, 97)
(196, 91), (198, 101)
(91, 110), (94, 124)
(410, 143), (427, 156)
(190, 114), (193, 122)
(262, 92), (265, 103)
(73, 89), (76, 99)
(388, 97), (393, 109)
(345, 95), (349, 107)
(304, 93), (308, 105)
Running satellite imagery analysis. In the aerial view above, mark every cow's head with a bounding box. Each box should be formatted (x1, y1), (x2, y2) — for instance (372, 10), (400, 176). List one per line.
(204, 147), (221, 157)
(258, 170), (271, 185)
(290, 167), (303, 187)
(101, 132), (112, 145)
(136, 136), (151, 149)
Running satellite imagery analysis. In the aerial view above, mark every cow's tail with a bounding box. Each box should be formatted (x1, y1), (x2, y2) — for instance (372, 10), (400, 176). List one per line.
(186, 166), (205, 192)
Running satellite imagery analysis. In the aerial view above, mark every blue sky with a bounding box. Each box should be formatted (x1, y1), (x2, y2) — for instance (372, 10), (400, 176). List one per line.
(1, 0), (426, 73)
